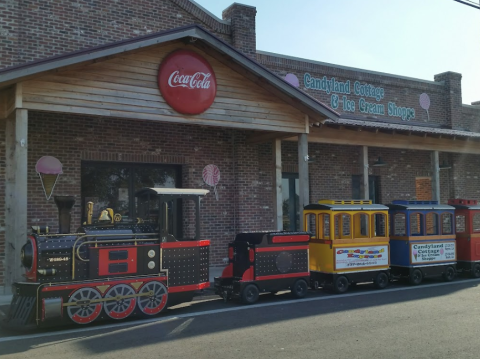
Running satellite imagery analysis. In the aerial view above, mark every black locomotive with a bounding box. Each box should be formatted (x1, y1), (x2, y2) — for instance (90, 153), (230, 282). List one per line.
(5, 188), (210, 328)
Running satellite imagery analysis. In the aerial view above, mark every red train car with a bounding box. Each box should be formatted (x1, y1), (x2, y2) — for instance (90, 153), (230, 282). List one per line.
(448, 199), (480, 277)
(4, 188), (210, 328)
(214, 231), (310, 304)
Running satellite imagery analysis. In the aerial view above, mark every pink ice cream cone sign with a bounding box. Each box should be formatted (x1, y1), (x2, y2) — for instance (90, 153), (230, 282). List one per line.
(35, 156), (63, 200)
(202, 164), (220, 200)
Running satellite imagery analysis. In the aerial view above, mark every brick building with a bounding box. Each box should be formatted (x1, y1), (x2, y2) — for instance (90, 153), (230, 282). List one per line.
(0, 0), (479, 291)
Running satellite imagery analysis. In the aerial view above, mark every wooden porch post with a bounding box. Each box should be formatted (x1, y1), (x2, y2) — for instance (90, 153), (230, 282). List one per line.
(298, 133), (309, 231)
(361, 146), (370, 200)
(273, 139), (283, 231)
(431, 150), (440, 202)
(5, 108), (28, 291)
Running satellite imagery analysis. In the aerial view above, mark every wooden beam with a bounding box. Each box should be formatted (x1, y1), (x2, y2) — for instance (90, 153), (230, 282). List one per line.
(246, 131), (297, 144)
(298, 133), (309, 230)
(273, 139), (282, 230)
(287, 126), (480, 155)
(5, 109), (28, 289)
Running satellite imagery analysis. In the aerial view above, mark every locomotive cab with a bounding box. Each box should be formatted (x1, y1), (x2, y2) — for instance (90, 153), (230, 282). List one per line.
(214, 231), (310, 304)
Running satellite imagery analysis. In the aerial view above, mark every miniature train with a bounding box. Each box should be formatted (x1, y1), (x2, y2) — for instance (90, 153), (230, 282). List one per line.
(4, 191), (480, 328)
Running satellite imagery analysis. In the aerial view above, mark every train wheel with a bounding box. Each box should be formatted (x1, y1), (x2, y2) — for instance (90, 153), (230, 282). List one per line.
(443, 266), (456, 282)
(333, 276), (349, 294)
(137, 281), (168, 316)
(472, 263), (480, 278)
(67, 287), (103, 324)
(374, 272), (389, 290)
(241, 284), (259, 304)
(409, 269), (423, 285)
(291, 279), (308, 299)
(104, 284), (136, 320)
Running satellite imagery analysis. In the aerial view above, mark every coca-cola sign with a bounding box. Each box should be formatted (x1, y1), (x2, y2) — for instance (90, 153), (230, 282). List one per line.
(158, 49), (217, 115)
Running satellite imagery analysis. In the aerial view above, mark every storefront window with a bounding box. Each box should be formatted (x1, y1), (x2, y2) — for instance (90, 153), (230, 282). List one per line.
(81, 162), (180, 227)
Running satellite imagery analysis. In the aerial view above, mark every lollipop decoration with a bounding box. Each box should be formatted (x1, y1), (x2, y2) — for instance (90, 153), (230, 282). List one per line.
(202, 164), (220, 200)
(285, 73), (300, 88)
(35, 156), (63, 200)
(419, 93), (431, 122)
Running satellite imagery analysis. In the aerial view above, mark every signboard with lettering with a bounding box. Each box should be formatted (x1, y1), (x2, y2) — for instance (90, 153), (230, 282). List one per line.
(335, 245), (389, 270)
(410, 242), (456, 264)
(304, 73), (417, 121)
(158, 49), (217, 115)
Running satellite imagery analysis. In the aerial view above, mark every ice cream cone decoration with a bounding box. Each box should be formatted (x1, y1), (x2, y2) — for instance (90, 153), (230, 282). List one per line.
(36, 156), (63, 200)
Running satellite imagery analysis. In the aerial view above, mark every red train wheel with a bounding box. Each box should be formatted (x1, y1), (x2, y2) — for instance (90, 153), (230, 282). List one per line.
(104, 284), (136, 320)
(137, 281), (168, 315)
(67, 287), (103, 324)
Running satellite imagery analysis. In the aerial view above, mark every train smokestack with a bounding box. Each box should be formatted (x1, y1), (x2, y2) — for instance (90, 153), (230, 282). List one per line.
(54, 196), (75, 234)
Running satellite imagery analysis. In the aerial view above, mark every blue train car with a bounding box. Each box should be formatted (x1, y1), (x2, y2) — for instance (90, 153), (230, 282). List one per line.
(388, 200), (456, 285)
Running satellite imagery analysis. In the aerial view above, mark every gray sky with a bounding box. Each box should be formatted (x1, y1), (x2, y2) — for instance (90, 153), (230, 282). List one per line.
(194, 0), (479, 105)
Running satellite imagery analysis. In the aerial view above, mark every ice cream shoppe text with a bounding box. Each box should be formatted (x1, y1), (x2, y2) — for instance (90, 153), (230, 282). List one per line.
(304, 74), (415, 121)
(411, 242), (456, 264)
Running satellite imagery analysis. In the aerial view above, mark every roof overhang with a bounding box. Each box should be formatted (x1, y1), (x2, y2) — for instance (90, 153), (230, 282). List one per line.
(0, 25), (339, 124)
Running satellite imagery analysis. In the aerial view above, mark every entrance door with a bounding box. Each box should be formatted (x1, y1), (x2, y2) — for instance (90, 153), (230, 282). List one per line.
(282, 173), (300, 231)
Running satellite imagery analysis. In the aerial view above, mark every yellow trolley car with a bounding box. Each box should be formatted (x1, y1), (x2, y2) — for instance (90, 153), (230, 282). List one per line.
(304, 200), (390, 293)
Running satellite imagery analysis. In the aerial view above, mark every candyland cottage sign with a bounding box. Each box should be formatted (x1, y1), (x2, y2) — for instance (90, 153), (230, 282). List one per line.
(335, 245), (389, 270)
(158, 49), (217, 115)
(411, 242), (456, 264)
(304, 73), (417, 121)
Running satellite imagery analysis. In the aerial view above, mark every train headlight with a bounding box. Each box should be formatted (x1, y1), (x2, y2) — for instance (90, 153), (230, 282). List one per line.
(21, 240), (33, 270)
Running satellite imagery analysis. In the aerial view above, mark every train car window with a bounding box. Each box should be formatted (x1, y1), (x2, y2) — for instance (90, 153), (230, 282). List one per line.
(372, 213), (386, 237)
(473, 213), (480, 233)
(455, 215), (466, 233)
(441, 213), (454, 235)
(304, 213), (317, 239)
(410, 213), (424, 236)
(393, 213), (406, 236)
(322, 214), (330, 238)
(425, 213), (439, 235)
(334, 213), (352, 239)
(353, 213), (369, 238)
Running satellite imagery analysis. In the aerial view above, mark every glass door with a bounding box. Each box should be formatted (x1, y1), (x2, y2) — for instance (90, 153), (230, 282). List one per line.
(282, 173), (300, 231)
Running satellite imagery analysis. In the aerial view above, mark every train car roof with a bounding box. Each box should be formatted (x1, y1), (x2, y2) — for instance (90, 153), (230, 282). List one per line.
(387, 204), (454, 211)
(304, 204), (388, 211)
(135, 188), (210, 197)
(449, 204), (480, 210)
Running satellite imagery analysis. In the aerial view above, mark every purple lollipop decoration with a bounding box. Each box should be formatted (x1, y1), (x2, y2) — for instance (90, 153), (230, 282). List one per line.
(285, 73), (299, 88)
(419, 93), (431, 122)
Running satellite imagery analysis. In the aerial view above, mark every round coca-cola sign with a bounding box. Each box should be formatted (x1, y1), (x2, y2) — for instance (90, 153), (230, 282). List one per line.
(158, 49), (217, 115)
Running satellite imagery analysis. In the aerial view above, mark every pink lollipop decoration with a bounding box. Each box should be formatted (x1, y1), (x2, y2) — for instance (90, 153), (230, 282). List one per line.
(419, 93), (430, 121)
(202, 164), (220, 200)
(285, 73), (299, 88)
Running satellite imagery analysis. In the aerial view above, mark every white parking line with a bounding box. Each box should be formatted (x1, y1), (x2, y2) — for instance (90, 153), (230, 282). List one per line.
(1, 278), (479, 343)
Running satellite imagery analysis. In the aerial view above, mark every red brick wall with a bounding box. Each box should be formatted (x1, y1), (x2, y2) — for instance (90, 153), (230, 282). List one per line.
(415, 178), (432, 201)
(0, 0), (232, 69)
(16, 112), (273, 266)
